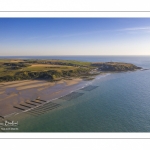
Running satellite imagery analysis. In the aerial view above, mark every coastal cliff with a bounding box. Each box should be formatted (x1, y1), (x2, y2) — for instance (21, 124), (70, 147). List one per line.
(92, 62), (142, 71)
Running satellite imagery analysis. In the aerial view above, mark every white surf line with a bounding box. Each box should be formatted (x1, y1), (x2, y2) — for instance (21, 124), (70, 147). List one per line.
(0, 77), (105, 119)
(40, 79), (90, 99)
(9, 83), (88, 116)
(3, 112), (17, 119)
(47, 81), (91, 101)
(4, 78), (99, 118)
(0, 73), (111, 119)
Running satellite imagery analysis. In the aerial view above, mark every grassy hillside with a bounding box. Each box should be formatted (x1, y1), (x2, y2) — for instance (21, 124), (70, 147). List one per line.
(0, 59), (141, 82)
(0, 59), (93, 82)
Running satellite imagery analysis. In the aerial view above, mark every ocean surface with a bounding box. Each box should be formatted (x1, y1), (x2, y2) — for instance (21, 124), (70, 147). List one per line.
(1, 56), (150, 132)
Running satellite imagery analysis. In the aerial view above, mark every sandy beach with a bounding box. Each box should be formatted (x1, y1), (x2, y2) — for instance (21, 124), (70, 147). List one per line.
(0, 78), (86, 117)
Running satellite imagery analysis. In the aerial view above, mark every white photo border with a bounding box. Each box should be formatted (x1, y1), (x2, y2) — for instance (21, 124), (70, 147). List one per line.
(0, 11), (150, 139)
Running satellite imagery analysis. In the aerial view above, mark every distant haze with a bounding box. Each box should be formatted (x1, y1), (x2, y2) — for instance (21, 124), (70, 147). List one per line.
(0, 18), (150, 56)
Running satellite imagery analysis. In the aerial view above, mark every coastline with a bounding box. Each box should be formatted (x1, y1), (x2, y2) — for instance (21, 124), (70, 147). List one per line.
(0, 68), (143, 119)
(0, 77), (89, 118)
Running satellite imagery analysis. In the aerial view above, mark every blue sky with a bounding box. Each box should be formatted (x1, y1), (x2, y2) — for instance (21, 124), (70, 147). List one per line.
(0, 18), (150, 56)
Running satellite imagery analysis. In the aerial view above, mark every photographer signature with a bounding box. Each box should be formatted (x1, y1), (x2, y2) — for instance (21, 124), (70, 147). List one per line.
(4, 120), (18, 126)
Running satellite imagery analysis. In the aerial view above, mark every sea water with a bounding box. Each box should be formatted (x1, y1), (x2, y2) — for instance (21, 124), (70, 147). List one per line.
(1, 56), (150, 132)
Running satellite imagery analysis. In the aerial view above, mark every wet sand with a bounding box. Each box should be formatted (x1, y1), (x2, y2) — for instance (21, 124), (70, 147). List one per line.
(0, 78), (86, 117)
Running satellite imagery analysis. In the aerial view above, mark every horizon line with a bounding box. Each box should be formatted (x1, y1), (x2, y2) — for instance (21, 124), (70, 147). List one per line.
(0, 55), (150, 57)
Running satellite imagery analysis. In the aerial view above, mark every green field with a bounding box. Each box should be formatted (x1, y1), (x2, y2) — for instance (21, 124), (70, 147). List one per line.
(0, 59), (140, 82)
(0, 59), (93, 82)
